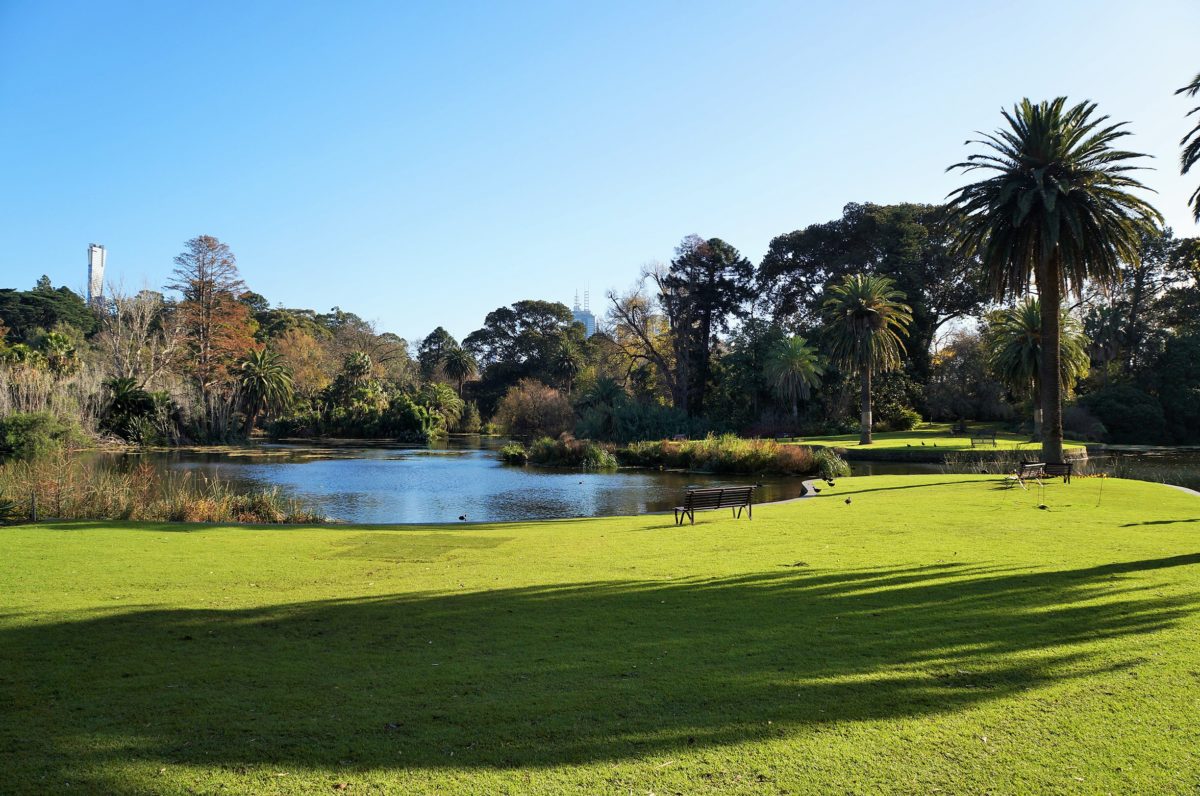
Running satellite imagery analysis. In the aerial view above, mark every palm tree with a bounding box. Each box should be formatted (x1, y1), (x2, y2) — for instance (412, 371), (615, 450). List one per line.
(984, 297), (1090, 436)
(765, 336), (824, 419)
(441, 345), (477, 397)
(341, 351), (373, 385)
(238, 348), (294, 436)
(822, 274), (912, 445)
(419, 382), (465, 429)
(39, 332), (78, 377)
(947, 98), (1160, 462)
(1178, 72), (1200, 221)
(551, 338), (583, 395)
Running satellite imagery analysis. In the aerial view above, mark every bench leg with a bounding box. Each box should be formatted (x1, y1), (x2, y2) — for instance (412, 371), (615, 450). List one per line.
(689, 509), (695, 525)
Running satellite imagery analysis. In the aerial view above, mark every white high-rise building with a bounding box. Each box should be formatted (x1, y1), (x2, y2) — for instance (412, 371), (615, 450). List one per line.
(571, 290), (596, 337)
(87, 244), (106, 306)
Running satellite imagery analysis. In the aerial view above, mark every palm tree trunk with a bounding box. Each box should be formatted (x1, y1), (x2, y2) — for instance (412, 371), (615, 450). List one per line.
(1038, 261), (1065, 463)
(860, 365), (872, 445)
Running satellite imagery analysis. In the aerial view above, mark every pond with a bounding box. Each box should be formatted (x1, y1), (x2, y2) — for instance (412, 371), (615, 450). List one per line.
(94, 438), (810, 524)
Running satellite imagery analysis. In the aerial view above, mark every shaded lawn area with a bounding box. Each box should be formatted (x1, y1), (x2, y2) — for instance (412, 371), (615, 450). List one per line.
(792, 423), (1088, 455)
(1, 475), (1199, 794)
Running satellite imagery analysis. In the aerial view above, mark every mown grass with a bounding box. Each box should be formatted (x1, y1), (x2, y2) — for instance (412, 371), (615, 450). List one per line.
(792, 423), (1089, 459)
(2, 475), (1199, 794)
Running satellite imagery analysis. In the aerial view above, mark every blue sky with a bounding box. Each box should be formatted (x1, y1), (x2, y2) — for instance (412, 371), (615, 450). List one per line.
(1, 0), (1197, 343)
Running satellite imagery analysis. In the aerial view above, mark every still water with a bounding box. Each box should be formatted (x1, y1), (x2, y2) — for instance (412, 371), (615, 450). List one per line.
(102, 438), (809, 524)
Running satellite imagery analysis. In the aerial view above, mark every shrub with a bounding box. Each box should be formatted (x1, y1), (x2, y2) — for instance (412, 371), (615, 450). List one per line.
(525, 436), (618, 470)
(614, 435), (816, 475)
(879, 407), (922, 432)
(1079, 385), (1166, 444)
(0, 412), (78, 462)
(494, 379), (575, 438)
(499, 442), (529, 465)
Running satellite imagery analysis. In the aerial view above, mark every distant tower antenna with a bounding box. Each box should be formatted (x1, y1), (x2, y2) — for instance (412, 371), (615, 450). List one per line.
(87, 244), (106, 306)
(584, 288), (590, 311)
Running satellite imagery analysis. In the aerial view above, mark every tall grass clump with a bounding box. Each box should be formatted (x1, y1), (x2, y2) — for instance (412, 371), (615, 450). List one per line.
(814, 448), (851, 480)
(616, 434), (816, 475)
(0, 452), (324, 523)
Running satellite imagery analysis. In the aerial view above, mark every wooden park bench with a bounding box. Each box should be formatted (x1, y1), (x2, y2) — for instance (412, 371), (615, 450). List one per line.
(1043, 462), (1073, 483)
(970, 429), (998, 447)
(674, 486), (754, 526)
(1005, 461), (1045, 489)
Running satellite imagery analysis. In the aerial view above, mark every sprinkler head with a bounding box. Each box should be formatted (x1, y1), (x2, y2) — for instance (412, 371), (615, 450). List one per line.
(844, 498), (852, 505)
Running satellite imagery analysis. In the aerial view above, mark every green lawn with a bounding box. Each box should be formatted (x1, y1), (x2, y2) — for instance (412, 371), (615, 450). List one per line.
(793, 423), (1088, 458)
(2, 475), (1199, 794)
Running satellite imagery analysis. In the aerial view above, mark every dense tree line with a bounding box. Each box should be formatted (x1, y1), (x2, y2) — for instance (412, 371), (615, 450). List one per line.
(4, 76), (1200, 456)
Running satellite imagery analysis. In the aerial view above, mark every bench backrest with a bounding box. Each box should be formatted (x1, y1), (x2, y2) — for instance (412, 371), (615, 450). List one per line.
(683, 486), (754, 510)
(1018, 461), (1045, 476)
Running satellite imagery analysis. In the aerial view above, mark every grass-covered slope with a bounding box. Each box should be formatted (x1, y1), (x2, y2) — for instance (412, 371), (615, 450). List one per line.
(2, 475), (1198, 794)
(792, 423), (1089, 460)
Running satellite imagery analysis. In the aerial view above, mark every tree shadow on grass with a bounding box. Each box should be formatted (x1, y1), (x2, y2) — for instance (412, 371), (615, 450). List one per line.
(2, 556), (1198, 791)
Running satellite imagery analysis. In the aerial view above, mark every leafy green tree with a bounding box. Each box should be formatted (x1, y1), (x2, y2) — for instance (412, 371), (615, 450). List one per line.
(947, 98), (1160, 461)
(656, 236), (753, 415)
(463, 300), (581, 414)
(822, 274), (912, 445)
(984, 298), (1089, 436)
(0, 279), (98, 340)
(765, 336), (823, 419)
(418, 327), (459, 380)
(440, 344), (477, 396)
(758, 203), (986, 382)
(1179, 72), (1200, 222)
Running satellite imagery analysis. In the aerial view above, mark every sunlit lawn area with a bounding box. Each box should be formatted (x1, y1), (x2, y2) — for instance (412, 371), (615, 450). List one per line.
(2, 475), (1199, 794)
(793, 423), (1089, 456)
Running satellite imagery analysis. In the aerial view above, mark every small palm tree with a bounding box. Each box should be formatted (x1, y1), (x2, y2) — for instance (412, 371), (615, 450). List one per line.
(419, 382), (465, 429)
(1178, 72), (1200, 221)
(984, 297), (1090, 436)
(238, 348), (294, 436)
(341, 351), (374, 385)
(766, 336), (824, 419)
(551, 338), (583, 395)
(441, 345), (477, 397)
(39, 332), (78, 377)
(947, 98), (1160, 462)
(823, 274), (912, 445)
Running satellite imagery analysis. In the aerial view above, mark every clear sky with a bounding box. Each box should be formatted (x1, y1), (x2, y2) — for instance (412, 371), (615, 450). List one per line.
(1, 0), (1197, 343)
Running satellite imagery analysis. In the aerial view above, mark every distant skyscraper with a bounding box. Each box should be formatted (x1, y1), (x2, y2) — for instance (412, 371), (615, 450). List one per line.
(87, 244), (106, 306)
(571, 290), (596, 337)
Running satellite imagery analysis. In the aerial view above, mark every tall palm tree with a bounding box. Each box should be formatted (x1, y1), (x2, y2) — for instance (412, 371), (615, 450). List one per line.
(1178, 72), (1200, 222)
(441, 345), (477, 397)
(765, 336), (824, 419)
(551, 338), (583, 396)
(947, 98), (1161, 462)
(238, 348), (294, 436)
(822, 274), (912, 445)
(984, 297), (1090, 436)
